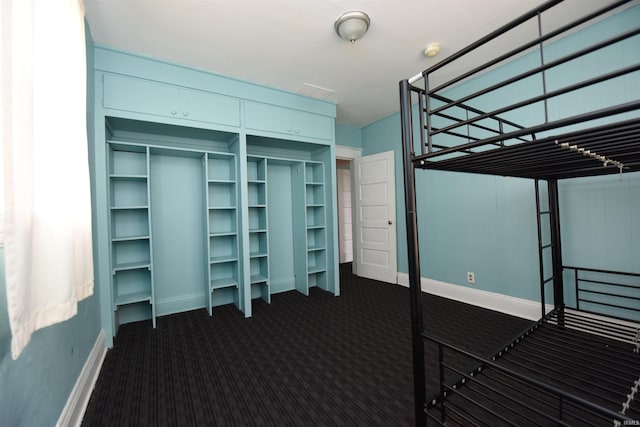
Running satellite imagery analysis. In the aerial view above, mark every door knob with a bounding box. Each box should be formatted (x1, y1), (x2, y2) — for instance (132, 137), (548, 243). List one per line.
(388, 220), (393, 225)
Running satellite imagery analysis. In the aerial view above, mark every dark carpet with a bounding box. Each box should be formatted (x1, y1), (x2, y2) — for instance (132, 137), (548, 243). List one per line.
(82, 264), (533, 426)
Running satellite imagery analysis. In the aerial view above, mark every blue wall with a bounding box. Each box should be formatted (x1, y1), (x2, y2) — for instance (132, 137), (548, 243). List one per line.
(0, 22), (102, 425)
(0, 250), (9, 359)
(559, 172), (640, 314)
(361, 5), (640, 303)
(335, 124), (362, 149)
(362, 113), (540, 300)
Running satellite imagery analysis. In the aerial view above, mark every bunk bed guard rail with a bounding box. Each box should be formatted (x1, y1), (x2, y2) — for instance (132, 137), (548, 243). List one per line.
(402, 0), (640, 180)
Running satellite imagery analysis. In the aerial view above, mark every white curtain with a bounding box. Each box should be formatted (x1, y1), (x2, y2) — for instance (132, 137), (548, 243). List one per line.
(2, 0), (94, 359)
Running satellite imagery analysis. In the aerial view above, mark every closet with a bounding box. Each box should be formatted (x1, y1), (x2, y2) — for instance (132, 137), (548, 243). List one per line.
(107, 119), (244, 329)
(94, 48), (338, 342)
(245, 143), (330, 298)
(97, 87), (337, 341)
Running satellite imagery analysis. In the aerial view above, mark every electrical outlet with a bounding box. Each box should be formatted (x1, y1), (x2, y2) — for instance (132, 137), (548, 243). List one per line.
(467, 272), (475, 284)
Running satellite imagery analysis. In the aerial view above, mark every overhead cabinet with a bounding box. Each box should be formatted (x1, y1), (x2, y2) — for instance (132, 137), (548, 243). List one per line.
(103, 74), (241, 128)
(244, 101), (333, 141)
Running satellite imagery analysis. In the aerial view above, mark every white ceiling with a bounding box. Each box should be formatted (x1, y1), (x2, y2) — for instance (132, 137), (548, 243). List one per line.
(84, 0), (634, 128)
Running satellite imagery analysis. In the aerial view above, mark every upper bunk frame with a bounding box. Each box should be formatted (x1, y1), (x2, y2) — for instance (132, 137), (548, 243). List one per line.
(398, 0), (640, 424)
(400, 0), (640, 180)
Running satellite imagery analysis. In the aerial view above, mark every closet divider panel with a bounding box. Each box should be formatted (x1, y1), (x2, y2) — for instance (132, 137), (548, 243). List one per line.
(107, 143), (156, 327)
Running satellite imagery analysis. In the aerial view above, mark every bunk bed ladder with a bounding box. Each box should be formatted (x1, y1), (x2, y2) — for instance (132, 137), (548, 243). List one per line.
(535, 179), (565, 325)
(535, 179), (553, 319)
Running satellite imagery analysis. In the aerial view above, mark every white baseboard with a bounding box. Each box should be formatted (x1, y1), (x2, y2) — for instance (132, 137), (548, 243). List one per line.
(57, 329), (106, 427)
(397, 272), (550, 321)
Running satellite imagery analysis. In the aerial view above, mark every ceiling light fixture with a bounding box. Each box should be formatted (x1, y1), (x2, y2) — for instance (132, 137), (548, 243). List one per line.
(334, 11), (370, 43)
(423, 43), (441, 58)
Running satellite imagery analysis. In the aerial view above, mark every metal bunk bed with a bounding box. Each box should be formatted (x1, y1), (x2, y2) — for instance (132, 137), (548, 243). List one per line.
(398, 0), (640, 425)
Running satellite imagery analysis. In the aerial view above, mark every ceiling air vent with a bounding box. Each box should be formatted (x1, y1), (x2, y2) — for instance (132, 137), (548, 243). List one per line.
(296, 83), (334, 100)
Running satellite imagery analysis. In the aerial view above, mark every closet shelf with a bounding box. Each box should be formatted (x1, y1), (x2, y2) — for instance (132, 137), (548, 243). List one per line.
(250, 250), (268, 258)
(250, 274), (268, 284)
(209, 255), (238, 264)
(210, 278), (238, 291)
(115, 290), (152, 306)
(209, 231), (237, 237)
(109, 174), (148, 181)
(110, 205), (148, 210)
(208, 206), (236, 210)
(112, 261), (151, 274)
(112, 235), (150, 242)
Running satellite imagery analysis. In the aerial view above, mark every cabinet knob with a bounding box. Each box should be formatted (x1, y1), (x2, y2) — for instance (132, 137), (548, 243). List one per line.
(287, 128), (292, 133)
(388, 220), (393, 225)
(183, 111), (189, 117)
(294, 129), (300, 134)
(171, 110), (177, 115)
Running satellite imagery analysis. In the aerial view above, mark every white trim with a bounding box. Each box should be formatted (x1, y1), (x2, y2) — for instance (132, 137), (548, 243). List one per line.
(57, 330), (107, 427)
(335, 145), (362, 160)
(335, 145), (361, 274)
(397, 273), (552, 321)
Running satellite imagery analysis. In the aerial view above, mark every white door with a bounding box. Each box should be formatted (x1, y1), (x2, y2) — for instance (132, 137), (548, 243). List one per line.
(354, 150), (396, 283)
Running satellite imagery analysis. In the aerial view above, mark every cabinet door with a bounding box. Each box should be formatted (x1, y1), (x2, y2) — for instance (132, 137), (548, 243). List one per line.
(103, 74), (240, 128)
(244, 101), (332, 141)
(179, 88), (241, 127)
(104, 74), (176, 118)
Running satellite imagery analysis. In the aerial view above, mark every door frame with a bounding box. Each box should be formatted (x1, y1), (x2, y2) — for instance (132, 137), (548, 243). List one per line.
(335, 145), (362, 274)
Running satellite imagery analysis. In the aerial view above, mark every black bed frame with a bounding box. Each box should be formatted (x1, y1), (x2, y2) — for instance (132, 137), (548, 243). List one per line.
(398, 0), (640, 425)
